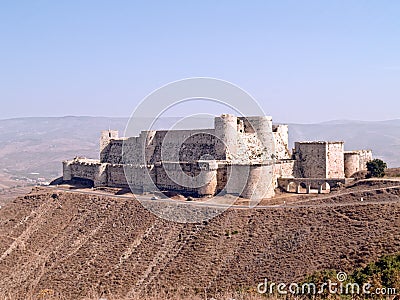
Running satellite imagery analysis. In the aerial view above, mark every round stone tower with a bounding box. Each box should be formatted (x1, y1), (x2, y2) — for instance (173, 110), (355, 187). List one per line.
(214, 114), (238, 160)
(344, 151), (360, 178)
(197, 160), (218, 196)
(245, 116), (274, 160)
(240, 164), (275, 199)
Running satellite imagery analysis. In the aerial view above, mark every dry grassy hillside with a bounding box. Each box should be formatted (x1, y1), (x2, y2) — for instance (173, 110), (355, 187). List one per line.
(0, 185), (399, 299)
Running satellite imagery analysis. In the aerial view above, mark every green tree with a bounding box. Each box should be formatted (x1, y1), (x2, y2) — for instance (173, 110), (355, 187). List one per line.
(366, 159), (387, 178)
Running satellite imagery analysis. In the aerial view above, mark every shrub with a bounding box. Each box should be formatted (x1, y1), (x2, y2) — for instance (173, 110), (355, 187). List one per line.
(366, 159), (387, 178)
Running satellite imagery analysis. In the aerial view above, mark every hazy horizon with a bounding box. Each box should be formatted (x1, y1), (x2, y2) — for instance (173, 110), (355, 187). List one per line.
(1, 115), (400, 125)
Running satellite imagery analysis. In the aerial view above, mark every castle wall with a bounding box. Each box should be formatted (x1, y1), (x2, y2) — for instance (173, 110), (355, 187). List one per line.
(273, 125), (290, 159)
(239, 165), (275, 199)
(358, 150), (373, 170)
(235, 116), (276, 162)
(62, 161), (72, 181)
(100, 130), (119, 162)
(224, 164), (247, 195)
(101, 140), (123, 164)
(216, 164), (228, 194)
(121, 136), (144, 165)
(102, 116), (281, 166)
(294, 142), (327, 178)
(155, 161), (218, 196)
(326, 142), (345, 178)
(178, 132), (218, 161)
(196, 161), (219, 196)
(238, 116), (272, 134)
(274, 160), (295, 178)
(114, 129), (218, 166)
(123, 130), (160, 166)
(69, 162), (99, 182)
(294, 141), (345, 179)
(236, 133), (271, 162)
(123, 164), (156, 192)
(154, 129), (217, 162)
(222, 163), (275, 199)
(63, 159), (107, 187)
(106, 164), (128, 187)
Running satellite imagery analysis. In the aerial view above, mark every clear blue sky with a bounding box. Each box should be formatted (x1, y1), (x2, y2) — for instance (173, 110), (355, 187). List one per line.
(1, 1), (399, 123)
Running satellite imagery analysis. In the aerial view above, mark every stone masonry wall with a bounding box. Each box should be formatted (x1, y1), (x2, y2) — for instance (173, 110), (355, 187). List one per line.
(101, 140), (123, 164)
(100, 130), (118, 162)
(274, 160), (295, 178)
(155, 161), (218, 196)
(326, 142), (345, 178)
(294, 142), (345, 179)
(145, 129), (217, 164)
(240, 164), (275, 199)
(236, 133), (270, 162)
(273, 125), (290, 159)
(68, 161), (99, 182)
(294, 142), (327, 178)
(100, 117), (283, 166)
(106, 164), (128, 187)
(344, 150), (372, 177)
(358, 150), (373, 170)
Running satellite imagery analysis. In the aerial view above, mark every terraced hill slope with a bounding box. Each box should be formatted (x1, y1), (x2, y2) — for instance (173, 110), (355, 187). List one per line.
(0, 184), (399, 299)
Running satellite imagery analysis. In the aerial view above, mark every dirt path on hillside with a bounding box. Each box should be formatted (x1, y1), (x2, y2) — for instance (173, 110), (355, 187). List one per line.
(40, 181), (400, 210)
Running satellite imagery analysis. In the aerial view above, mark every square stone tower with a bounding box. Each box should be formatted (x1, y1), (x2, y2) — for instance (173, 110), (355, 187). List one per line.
(100, 130), (119, 162)
(294, 141), (345, 179)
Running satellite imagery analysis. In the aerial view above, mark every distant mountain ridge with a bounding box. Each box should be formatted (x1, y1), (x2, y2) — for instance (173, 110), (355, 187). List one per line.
(0, 117), (398, 183)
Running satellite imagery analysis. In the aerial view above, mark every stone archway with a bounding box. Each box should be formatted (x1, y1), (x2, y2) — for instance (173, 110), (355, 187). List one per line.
(319, 182), (331, 194)
(298, 182), (308, 194)
(287, 182), (297, 193)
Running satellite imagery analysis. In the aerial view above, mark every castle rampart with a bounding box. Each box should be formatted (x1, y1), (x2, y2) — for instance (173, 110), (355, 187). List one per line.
(62, 115), (372, 199)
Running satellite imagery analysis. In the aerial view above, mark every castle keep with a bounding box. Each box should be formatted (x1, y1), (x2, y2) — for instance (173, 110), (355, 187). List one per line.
(62, 115), (372, 199)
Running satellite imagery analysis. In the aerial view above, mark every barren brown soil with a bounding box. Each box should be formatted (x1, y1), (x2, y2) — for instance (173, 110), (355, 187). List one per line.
(386, 168), (400, 177)
(0, 173), (33, 206)
(0, 187), (31, 208)
(0, 183), (399, 299)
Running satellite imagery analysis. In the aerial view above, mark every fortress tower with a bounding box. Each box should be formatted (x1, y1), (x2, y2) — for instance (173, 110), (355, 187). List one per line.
(294, 141), (345, 179)
(100, 130), (119, 162)
(243, 116), (274, 160)
(214, 114), (238, 160)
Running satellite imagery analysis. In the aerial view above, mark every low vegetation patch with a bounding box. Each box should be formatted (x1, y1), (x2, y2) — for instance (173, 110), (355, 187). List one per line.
(304, 253), (400, 299)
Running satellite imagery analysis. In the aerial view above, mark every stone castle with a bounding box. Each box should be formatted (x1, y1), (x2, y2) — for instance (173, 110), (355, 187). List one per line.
(62, 114), (372, 199)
